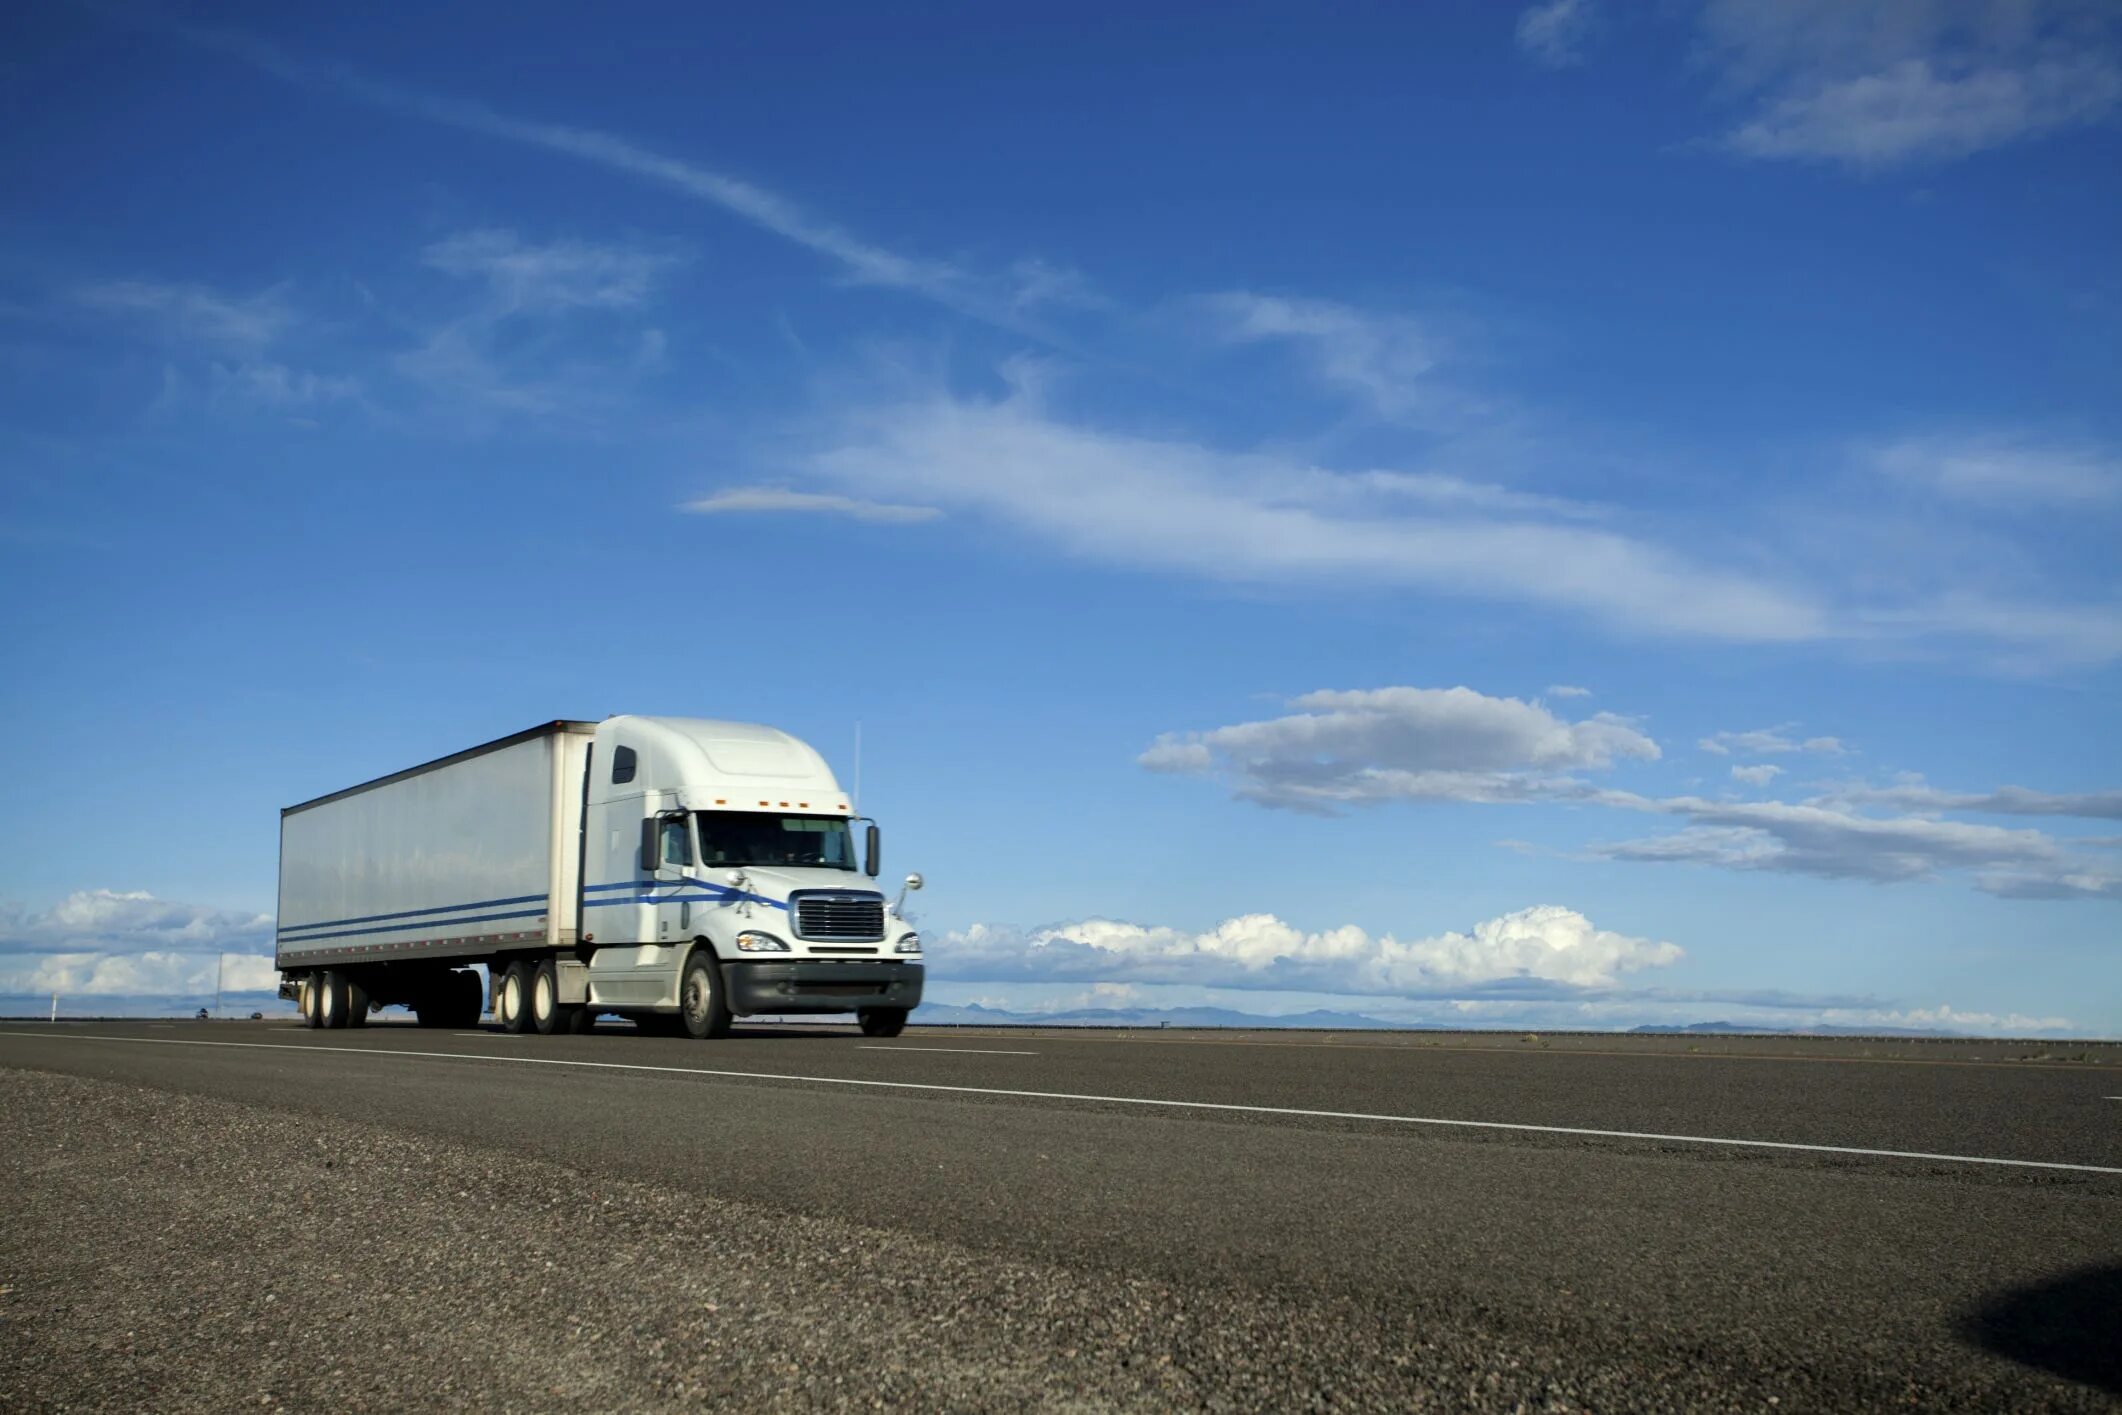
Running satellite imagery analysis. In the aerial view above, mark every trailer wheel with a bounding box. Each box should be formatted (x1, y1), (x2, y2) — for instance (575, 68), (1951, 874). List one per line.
(498, 961), (533, 1034)
(680, 952), (733, 1039)
(344, 975), (370, 1028)
(298, 977), (320, 1029)
(530, 959), (572, 1035)
(858, 1008), (909, 1039)
(317, 971), (350, 1030)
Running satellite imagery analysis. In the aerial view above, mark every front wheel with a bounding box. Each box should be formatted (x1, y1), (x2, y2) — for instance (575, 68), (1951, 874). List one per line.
(680, 952), (732, 1039)
(859, 1008), (909, 1039)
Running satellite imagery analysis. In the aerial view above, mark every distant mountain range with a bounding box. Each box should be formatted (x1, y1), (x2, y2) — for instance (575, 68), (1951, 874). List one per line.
(914, 1003), (1989, 1037)
(910, 1002), (1419, 1029)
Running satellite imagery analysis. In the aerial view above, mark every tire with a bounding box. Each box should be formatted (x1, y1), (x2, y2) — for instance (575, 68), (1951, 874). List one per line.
(299, 977), (320, 1029)
(498, 961), (533, 1034)
(679, 952), (732, 1040)
(531, 958), (573, 1035)
(567, 1005), (598, 1034)
(859, 1008), (909, 1039)
(317, 971), (349, 1030)
(344, 976), (370, 1028)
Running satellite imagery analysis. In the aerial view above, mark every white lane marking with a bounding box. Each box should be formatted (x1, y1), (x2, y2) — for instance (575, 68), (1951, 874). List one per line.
(3, 1030), (2117, 1176)
(855, 1045), (1038, 1055)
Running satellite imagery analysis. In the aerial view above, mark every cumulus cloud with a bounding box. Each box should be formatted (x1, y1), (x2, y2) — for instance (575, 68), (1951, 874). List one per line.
(2, 889), (273, 951)
(1699, 726), (1847, 757)
(1139, 685), (1659, 812)
(680, 487), (942, 524)
(1516, 0), (1596, 69)
(0, 890), (278, 1000)
(7, 950), (278, 997)
(1696, 0), (2122, 167)
(1148, 687), (2120, 900)
(940, 904), (1682, 996)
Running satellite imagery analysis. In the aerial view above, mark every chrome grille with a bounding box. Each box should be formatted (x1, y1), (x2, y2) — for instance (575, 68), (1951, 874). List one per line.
(792, 892), (886, 941)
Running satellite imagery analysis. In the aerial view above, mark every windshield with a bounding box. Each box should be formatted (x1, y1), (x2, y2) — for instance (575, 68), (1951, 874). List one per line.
(695, 811), (859, 870)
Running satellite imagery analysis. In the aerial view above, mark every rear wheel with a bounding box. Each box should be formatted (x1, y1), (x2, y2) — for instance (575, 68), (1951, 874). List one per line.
(498, 961), (533, 1034)
(344, 975), (370, 1028)
(680, 952), (732, 1040)
(298, 977), (320, 1029)
(858, 1008), (909, 1039)
(317, 971), (349, 1030)
(530, 959), (573, 1035)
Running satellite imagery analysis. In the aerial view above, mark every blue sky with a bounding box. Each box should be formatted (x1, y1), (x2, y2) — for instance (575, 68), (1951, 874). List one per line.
(2, 0), (2118, 1031)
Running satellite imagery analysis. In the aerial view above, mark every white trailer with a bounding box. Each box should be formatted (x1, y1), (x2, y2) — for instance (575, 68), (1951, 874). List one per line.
(276, 717), (924, 1037)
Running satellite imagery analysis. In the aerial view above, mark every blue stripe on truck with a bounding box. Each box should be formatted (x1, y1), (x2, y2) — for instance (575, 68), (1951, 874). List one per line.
(274, 907), (550, 943)
(276, 891), (551, 938)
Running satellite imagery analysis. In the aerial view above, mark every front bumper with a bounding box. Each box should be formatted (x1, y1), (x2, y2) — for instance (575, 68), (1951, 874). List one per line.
(723, 960), (924, 1015)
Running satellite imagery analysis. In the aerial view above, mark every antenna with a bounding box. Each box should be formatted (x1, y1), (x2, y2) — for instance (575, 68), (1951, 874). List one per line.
(853, 720), (863, 811)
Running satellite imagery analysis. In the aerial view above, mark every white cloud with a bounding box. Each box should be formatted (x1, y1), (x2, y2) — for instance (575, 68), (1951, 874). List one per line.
(681, 487), (942, 525)
(397, 230), (681, 421)
(3, 889), (273, 949)
(1516, 0), (1596, 69)
(941, 904), (1683, 995)
(1148, 687), (2120, 900)
(1546, 684), (1593, 698)
(1872, 434), (2121, 508)
(1696, 0), (2122, 168)
(1139, 685), (1659, 812)
(76, 279), (293, 348)
(420, 229), (685, 311)
(209, 361), (361, 409)
(1699, 726), (1847, 756)
(0, 890), (279, 999)
(1195, 292), (1444, 419)
(1823, 778), (2122, 819)
(175, 24), (1063, 328)
(1591, 794), (2108, 891)
(806, 380), (1829, 642)
(5, 950), (278, 997)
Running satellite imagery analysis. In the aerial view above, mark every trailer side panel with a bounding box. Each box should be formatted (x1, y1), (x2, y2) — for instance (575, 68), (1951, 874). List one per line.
(277, 727), (585, 969)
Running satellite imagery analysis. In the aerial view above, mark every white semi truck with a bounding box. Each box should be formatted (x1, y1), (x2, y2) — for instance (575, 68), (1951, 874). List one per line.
(275, 717), (924, 1038)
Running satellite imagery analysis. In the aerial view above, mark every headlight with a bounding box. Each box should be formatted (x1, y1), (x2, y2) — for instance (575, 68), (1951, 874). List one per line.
(734, 931), (789, 953)
(895, 933), (922, 955)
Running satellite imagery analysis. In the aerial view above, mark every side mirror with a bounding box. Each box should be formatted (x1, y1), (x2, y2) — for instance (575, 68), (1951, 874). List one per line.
(904, 872), (924, 892)
(640, 816), (660, 874)
(864, 822), (881, 878)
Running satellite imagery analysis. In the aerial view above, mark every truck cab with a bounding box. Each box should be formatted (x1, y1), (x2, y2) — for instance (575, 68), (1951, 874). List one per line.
(578, 716), (923, 1036)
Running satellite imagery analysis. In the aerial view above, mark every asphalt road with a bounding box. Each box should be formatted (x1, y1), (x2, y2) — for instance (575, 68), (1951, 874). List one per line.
(2, 1020), (2117, 1411)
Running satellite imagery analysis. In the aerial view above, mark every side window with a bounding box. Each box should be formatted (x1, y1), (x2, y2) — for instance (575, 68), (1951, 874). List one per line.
(611, 745), (637, 785)
(659, 817), (692, 867)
